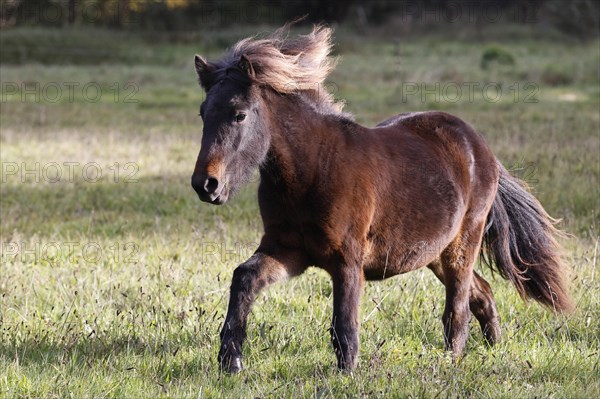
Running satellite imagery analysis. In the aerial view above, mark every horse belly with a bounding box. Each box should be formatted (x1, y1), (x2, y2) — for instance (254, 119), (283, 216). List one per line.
(361, 188), (464, 280)
(362, 237), (447, 280)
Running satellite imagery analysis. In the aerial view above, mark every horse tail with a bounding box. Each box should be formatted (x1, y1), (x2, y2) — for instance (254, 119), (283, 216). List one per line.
(480, 163), (574, 313)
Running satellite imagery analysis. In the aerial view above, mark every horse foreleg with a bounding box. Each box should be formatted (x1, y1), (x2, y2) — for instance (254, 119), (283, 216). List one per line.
(330, 264), (364, 372)
(218, 249), (307, 373)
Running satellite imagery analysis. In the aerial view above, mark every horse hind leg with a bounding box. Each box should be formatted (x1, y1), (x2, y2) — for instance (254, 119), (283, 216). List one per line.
(428, 261), (501, 346)
(470, 271), (500, 344)
(432, 221), (493, 357)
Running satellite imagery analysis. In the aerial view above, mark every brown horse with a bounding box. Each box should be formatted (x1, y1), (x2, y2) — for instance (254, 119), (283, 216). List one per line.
(191, 25), (573, 373)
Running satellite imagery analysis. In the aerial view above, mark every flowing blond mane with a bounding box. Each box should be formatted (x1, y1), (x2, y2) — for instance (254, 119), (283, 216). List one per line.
(218, 25), (345, 114)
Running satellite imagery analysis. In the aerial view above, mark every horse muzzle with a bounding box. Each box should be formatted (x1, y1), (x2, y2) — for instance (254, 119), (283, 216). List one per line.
(191, 174), (229, 205)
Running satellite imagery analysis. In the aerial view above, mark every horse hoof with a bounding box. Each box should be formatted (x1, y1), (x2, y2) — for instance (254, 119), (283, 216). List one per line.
(482, 321), (501, 346)
(228, 357), (243, 373)
(337, 358), (357, 373)
(220, 356), (243, 374)
(338, 366), (355, 375)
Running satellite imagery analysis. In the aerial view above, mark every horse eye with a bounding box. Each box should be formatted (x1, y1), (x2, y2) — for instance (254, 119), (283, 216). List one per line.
(235, 113), (246, 123)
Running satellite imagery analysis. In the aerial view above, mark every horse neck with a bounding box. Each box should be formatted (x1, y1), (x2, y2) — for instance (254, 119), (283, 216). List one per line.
(259, 89), (343, 191)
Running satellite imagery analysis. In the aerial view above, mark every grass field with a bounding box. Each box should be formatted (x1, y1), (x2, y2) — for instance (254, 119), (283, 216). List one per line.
(1, 25), (599, 398)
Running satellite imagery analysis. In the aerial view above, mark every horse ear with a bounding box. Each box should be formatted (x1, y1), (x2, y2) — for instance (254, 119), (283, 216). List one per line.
(238, 54), (255, 79)
(194, 55), (215, 88)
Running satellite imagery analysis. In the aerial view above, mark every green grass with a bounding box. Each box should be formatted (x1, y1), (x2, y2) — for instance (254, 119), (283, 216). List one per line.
(1, 26), (599, 398)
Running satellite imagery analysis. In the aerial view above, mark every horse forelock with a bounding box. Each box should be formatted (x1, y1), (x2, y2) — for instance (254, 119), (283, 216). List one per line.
(211, 24), (345, 114)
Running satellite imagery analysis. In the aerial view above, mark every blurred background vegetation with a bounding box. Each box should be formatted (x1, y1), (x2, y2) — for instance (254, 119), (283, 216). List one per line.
(1, 0), (599, 66)
(1, 0), (598, 36)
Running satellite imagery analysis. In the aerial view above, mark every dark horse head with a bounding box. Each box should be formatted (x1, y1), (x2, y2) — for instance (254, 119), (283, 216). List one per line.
(190, 55), (268, 204)
(191, 26), (340, 204)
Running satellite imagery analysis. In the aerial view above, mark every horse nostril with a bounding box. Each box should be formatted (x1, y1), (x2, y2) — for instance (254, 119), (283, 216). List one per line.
(204, 176), (219, 194)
